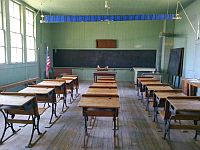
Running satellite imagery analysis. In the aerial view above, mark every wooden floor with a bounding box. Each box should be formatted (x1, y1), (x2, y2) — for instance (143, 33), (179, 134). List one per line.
(0, 81), (200, 150)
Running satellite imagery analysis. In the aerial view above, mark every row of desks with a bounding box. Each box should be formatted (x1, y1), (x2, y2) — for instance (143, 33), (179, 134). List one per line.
(0, 75), (79, 148)
(137, 76), (200, 141)
(78, 77), (120, 147)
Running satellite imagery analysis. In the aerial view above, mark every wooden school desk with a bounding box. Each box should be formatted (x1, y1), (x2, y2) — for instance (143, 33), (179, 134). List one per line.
(189, 81), (200, 96)
(136, 77), (160, 95)
(46, 78), (74, 102)
(0, 93), (44, 148)
(93, 71), (116, 82)
(62, 76), (79, 96)
(181, 78), (199, 95)
(164, 96), (200, 140)
(145, 85), (173, 111)
(153, 90), (185, 122)
(18, 86), (59, 127)
(139, 80), (162, 99)
(78, 95), (120, 147)
(55, 78), (75, 103)
(34, 80), (68, 112)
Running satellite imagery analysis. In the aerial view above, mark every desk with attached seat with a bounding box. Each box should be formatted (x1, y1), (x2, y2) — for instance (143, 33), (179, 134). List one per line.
(164, 96), (200, 140)
(153, 90), (185, 122)
(62, 76), (79, 98)
(33, 80), (68, 112)
(145, 85), (173, 111)
(18, 86), (59, 128)
(0, 93), (45, 148)
(78, 95), (120, 147)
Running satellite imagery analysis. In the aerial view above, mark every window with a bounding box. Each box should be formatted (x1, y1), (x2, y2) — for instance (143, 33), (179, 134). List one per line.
(26, 9), (36, 62)
(0, 1), (5, 64)
(9, 0), (22, 63)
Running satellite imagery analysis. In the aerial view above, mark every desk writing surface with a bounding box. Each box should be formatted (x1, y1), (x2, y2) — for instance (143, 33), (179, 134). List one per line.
(98, 77), (115, 80)
(87, 88), (118, 94)
(55, 78), (73, 84)
(137, 78), (159, 82)
(97, 80), (116, 83)
(90, 83), (117, 88)
(61, 74), (78, 77)
(92, 83), (117, 86)
(64, 79), (73, 84)
(167, 99), (200, 112)
(155, 92), (185, 99)
(62, 76), (77, 80)
(0, 95), (35, 107)
(140, 81), (161, 86)
(37, 81), (64, 87)
(78, 96), (120, 108)
(19, 87), (54, 94)
(147, 86), (173, 91)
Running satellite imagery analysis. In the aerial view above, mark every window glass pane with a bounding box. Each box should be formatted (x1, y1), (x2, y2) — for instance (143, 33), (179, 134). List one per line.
(11, 48), (22, 63)
(0, 1), (2, 29)
(0, 47), (5, 63)
(9, 1), (14, 17)
(0, 17), (2, 29)
(27, 49), (36, 62)
(9, 1), (20, 19)
(13, 3), (20, 19)
(9, 1), (20, 33)
(26, 10), (33, 25)
(0, 30), (4, 46)
(26, 36), (34, 49)
(10, 18), (20, 33)
(26, 24), (33, 36)
(10, 32), (22, 48)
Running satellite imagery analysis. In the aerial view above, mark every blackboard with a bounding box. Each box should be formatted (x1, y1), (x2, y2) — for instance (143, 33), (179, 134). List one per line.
(167, 48), (184, 76)
(53, 49), (157, 68)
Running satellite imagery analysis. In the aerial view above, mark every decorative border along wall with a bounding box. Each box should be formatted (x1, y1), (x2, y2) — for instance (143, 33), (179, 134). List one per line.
(43, 14), (175, 23)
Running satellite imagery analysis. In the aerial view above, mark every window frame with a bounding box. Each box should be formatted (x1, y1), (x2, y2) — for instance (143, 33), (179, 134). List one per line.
(9, 0), (23, 64)
(0, 0), (6, 64)
(25, 8), (37, 63)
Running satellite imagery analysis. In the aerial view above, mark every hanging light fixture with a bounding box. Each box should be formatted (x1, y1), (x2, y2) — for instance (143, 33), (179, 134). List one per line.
(104, 1), (111, 24)
(173, 1), (196, 34)
(105, 1), (111, 9)
(40, 1), (45, 23)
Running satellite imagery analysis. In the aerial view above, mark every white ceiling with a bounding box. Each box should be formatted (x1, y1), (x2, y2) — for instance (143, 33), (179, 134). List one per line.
(22, 0), (196, 16)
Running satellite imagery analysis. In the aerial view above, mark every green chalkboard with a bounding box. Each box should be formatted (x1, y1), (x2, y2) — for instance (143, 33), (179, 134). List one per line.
(53, 49), (157, 68)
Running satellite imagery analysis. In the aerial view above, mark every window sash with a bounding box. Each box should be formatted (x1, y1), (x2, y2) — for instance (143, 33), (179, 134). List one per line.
(26, 35), (36, 62)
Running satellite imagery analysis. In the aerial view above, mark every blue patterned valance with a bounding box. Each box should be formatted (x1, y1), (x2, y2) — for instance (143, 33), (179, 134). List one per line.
(43, 14), (175, 23)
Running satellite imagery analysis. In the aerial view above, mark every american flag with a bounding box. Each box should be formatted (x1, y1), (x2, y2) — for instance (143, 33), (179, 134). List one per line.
(45, 46), (51, 78)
